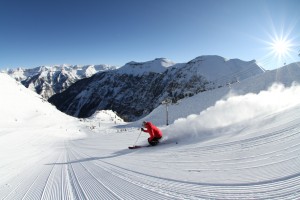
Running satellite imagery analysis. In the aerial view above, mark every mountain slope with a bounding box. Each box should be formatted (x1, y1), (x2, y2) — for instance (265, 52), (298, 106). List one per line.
(138, 62), (300, 126)
(116, 57), (176, 76)
(0, 73), (85, 186)
(49, 55), (264, 121)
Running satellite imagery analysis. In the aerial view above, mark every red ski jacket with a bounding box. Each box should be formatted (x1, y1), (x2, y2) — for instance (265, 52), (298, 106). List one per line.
(142, 122), (163, 141)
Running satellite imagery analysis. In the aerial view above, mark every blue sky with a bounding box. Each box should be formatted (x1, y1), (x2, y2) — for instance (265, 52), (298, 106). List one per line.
(0, 0), (299, 70)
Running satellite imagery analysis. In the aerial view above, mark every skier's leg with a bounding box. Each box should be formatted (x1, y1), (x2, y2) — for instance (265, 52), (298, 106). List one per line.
(148, 138), (159, 146)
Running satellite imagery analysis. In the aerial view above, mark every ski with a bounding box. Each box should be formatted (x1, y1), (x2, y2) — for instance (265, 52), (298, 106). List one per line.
(128, 146), (142, 149)
(128, 145), (151, 149)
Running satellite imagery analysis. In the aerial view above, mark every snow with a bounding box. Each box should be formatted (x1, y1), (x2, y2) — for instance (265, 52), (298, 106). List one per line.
(164, 83), (300, 144)
(5, 64), (117, 87)
(182, 55), (265, 87)
(138, 62), (300, 127)
(116, 58), (175, 76)
(88, 110), (124, 122)
(1, 62), (300, 199)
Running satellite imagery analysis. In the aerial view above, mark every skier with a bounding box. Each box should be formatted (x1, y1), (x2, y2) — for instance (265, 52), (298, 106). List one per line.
(141, 121), (163, 146)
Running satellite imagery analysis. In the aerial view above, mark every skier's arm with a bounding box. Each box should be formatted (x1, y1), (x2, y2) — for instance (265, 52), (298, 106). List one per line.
(143, 124), (154, 141)
(141, 128), (148, 132)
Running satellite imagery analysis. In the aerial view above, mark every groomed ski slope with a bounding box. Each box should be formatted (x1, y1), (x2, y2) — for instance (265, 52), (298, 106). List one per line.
(1, 67), (300, 199)
(2, 103), (300, 199)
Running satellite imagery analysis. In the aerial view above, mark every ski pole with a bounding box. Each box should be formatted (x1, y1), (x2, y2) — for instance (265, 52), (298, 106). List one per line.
(133, 129), (142, 147)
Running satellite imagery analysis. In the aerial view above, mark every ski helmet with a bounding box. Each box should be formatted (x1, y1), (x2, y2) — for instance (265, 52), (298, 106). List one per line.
(142, 121), (147, 127)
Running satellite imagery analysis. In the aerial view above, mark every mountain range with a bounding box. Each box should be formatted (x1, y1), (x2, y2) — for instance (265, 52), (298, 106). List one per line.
(4, 64), (117, 99)
(47, 55), (265, 121)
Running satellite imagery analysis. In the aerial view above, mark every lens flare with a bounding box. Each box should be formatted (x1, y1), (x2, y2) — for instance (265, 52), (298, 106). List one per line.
(255, 17), (299, 69)
(272, 39), (291, 56)
(270, 36), (293, 61)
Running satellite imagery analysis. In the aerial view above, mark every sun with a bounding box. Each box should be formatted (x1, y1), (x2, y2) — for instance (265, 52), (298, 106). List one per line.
(272, 39), (288, 55)
(271, 38), (292, 57)
(255, 17), (299, 69)
(262, 32), (296, 68)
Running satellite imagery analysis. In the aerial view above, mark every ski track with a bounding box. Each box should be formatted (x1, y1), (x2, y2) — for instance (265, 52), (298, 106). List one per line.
(1, 112), (300, 199)
(67, 146), (174, 200)
(62, 115), (300, 200)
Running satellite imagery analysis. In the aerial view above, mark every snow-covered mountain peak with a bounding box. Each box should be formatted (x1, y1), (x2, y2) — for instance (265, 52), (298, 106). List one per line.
(117, 58), (175, 76)
(5, 64), (117, 99)
(189, 55), (227, 63)
(88, 110), (124, 123)
(183, 55), (264, 82)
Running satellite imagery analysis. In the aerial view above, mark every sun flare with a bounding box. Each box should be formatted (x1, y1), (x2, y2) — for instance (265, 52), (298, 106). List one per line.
(271, 38), (291, 57)
(262, 32), (296, 67)
(273, 40), (288, 55)
(257, 18), (299, 69)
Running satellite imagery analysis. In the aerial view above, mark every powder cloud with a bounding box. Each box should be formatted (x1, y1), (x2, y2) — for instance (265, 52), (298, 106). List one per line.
(164, 82), (300, 142)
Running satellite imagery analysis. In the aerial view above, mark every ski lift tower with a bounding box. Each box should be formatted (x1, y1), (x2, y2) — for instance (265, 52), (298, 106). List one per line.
(161, 98), (172, 126)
